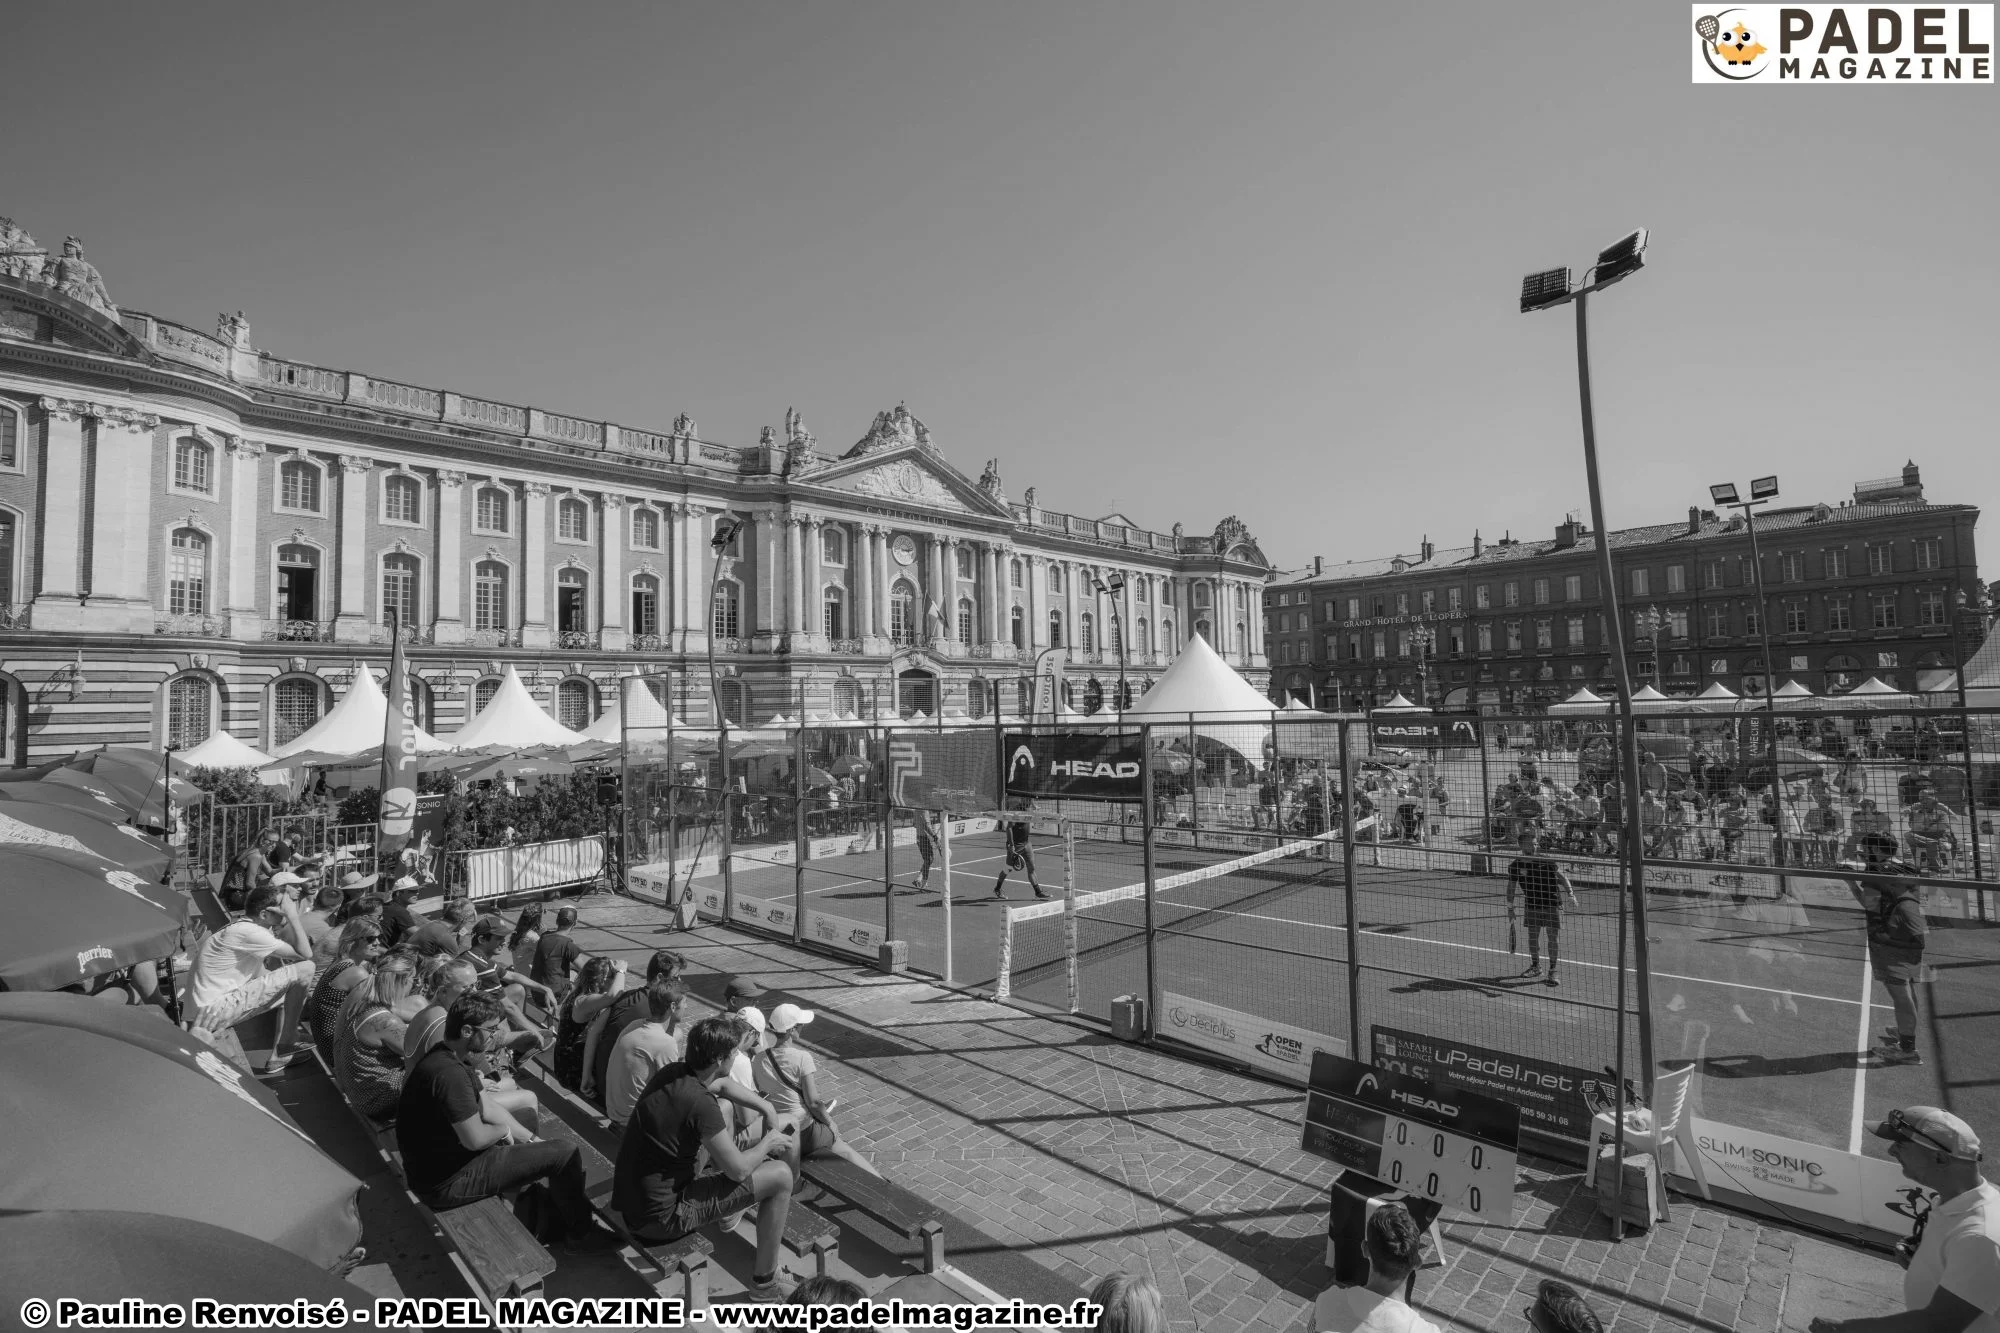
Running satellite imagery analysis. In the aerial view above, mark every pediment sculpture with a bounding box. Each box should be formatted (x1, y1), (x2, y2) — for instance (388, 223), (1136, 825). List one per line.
(43, 236), (117, 316)
(848, 458), (968, 513)
(844, 402), (933, 458)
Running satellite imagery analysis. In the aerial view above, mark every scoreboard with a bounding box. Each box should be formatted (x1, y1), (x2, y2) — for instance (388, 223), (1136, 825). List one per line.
(1300, 1050), (1519, 1224)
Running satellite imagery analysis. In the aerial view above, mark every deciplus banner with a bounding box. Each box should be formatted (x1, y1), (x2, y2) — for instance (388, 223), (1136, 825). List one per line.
(1004, 732), (1143, 803)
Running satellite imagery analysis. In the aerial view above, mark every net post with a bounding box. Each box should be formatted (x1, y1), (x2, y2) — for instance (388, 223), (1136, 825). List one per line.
(792, 720), (807, 946)
(719, 723), (735, 924)
(1063, 814), (1078, 1015)
(940, 811), (954, 987)
(881, 724), (897, 961)
(1479, 716), (1494, 863)
(1141, 724), (1158, 1042)
(1187, 718), (1202, 852)
(1340, 718), (1362, 1063)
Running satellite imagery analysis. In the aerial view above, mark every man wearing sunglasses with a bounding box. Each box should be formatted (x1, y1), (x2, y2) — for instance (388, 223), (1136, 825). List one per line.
(1810, 1107), (1997, 1333)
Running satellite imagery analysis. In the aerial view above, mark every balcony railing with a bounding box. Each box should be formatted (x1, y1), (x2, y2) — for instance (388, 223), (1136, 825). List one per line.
(0, 604), (25, 630)
(556, 629), (600, 651)
(156, 612), (228, 637)
(368, 621), (435, 646)
(628, 633), (664, 653)
(829, 639), (865, 655)
(463, 628), (521, 649)
(264, 619), (335, 643)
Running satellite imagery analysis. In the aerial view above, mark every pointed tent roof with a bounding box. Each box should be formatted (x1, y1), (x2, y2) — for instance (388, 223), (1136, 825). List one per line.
(1771, 679), (1815, 698)
(450, 664), (586, 749)
(1630, 685), (1670, 701)
(269, 666), (451, 758)
(1120, 633), (1283, 720)
(582, 677), (672, 742)
(1376, 692), (1422, 711)
(1848, 676), (1904, 695)
(173, 731), (273, 770)
(1279, 697), (1321, 714)
(1548, 686), (1609, 715)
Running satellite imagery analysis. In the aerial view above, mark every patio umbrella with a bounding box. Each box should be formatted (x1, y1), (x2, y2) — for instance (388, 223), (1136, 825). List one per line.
(0, 848), (190, 991)
(0, 805), (173, 879)
(829, 756), (871, 776)
(0, 779), (132, 821)
(803, 767), (835, 787)
(0, 1210), (372, 1306)
(0, 993), (364, 1267)
(67, 747), (204, 809)
(457, 754), (576, 784)
(43, 767), (157, 818)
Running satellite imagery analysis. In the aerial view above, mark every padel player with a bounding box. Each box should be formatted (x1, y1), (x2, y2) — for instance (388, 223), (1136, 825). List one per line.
(992, 800), (1052, 902)
(1508, 831), (1579, 987)
(910, 809), (941, 893)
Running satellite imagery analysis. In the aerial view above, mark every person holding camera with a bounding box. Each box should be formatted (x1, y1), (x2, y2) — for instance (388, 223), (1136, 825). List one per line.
(185, 883), (317, 1073)
(1809, 1107), (1999, 1332)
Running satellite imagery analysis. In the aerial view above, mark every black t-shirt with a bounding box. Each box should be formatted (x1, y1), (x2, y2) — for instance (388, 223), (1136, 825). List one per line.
(611, 1062), (727, 1227)
(397, 1046), (485, 1194)
(592, 987), (653, 1100)
(404, 920), (463, 959)
(382, 901), (422, 947)
(530, 931), (580, 987)
(457, 947), (504, 995)
(1007, 821), (1030, 850)
(1509, 857), (1566, 919)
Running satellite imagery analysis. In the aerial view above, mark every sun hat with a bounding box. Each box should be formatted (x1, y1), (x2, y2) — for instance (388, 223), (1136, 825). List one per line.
(1873, 1106), (1982, 1161)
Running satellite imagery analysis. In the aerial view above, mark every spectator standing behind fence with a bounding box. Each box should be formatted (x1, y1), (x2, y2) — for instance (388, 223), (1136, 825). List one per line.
(910, 809), (941, 893)
(1509, 833), (1579, 988)
(1309, 1201), (1441, 1332)
(1843, 838), (1930, 1067)
(1809, 1107), (2000, 1333)
(219, 827), (279, 913)
(187, 884), (316, 1074)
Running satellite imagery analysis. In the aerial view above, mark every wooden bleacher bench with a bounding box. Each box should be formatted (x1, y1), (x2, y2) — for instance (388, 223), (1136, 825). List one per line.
(782, 1201), (842, 1277)
(305, 1043), (557, 1314)
(803, 1157), (946, 1274)
(592, 1203), (716, 1309)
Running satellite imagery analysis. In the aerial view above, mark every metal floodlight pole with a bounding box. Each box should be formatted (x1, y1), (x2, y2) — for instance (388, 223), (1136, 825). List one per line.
(707, 515), (743, 915)
(1950, 592), (1985, 885)
(1094, 573), (1130, 712)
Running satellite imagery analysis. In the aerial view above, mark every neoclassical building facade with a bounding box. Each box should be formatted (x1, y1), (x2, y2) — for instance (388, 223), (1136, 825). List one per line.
(0, 214), (1271, 762)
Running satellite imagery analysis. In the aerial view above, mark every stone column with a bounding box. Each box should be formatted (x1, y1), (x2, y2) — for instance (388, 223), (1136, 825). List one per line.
(874, 527), (895, 644)
(804, 516), (824, 648)
(680, 506), (709, 655)
(600, 495), (626, 650)
(750, 508), (780, 649)
(86, 407), (162, 633)
(224, 437), (266, 639)
(937, 536), (957, 649)
(1027, 555), (1047, 652)
(334, 455), (373, 643)
(855, 524), (877, 650)
(1120, 570), (1136, 667)
(787, 514), (806, 641)
(434, 471), (465, 644)
(31, 398), (90, 629)
(521, 482), (550, 647)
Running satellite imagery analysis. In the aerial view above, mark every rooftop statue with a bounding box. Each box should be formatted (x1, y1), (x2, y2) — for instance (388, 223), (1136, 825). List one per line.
(218, 311), (252, 350)
(44, 236), (118, 315)
(978, 458), (1007, 505)
(846, 401), (934, 457)
(0, 218), (48, 282)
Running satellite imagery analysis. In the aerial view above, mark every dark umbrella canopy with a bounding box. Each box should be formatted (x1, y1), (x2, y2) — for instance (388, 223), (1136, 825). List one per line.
(67, 746), (204, 812)
(457, 754), (575, 784)
(0, 994), (364, 1267)
(0, 847), (189, 991)
(0, 779), (132, 820)
(0, 803), (173, 878)
(0, 1211), (373, 1305)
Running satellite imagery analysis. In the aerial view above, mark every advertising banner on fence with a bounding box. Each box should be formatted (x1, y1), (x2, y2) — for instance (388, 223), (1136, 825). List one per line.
(1160, 992), (1346, 1083)
(1005, 732), (1144, 803)
(1370, 1026), (1600, 1141)
(1370, 716), (1481, 750)
(1676, 1118), (1935, 1244)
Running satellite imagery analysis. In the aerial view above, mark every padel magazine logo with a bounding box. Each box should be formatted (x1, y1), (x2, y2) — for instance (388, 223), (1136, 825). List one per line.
(1691, 4), (1993, 82)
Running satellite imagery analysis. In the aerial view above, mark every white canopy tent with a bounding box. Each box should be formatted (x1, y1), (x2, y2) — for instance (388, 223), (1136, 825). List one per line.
(1925, 628), (2000, 708)
(1629, 684), (1676, 715)
(450, 664), (587, 749)
(1841, 676), (1915, 709)
(582, 676), (674, 743)
(1691, 681), (1743, 713)
(1375, 692), (1423, 712)
(269, 665), (452, 759)
(172, 730), (274, 770)
(1548, 686), (1610, 715)
(1118, 632), (1286, 762)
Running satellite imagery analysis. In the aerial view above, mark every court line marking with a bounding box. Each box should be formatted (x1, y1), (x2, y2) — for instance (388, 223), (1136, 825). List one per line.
(1849, 954), (1874, 1155)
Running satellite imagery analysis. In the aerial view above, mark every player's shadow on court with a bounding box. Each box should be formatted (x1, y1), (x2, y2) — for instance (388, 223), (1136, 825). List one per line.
(1698, 1050), (1863, 1078)
(1386, 976), (1518, 998)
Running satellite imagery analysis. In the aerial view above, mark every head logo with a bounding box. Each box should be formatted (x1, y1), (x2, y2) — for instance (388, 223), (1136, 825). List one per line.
(1698, 9), (1771, 77)
(1009, 745), (1036, 781)
(1356, 1073), (1380, 1095)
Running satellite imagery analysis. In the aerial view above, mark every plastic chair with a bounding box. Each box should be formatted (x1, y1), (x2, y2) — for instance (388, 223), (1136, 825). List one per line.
(1583, 1062), (1708, 1201)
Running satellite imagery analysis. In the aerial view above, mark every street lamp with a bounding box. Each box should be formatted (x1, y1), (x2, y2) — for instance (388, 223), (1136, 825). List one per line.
(1409, 626), (1435, 707)
(1090, 571), (1129, 711)
(706, 514), (745, 729)
(1518, 228), (1655, 1147)
(1708, 477), (1780, 708)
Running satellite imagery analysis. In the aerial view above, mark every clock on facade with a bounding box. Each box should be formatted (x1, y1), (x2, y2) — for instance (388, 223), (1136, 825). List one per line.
(891, 534), (918, 566)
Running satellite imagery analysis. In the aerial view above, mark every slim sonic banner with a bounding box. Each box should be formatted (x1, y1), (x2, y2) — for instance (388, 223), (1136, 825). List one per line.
(377, 610), (421, 859)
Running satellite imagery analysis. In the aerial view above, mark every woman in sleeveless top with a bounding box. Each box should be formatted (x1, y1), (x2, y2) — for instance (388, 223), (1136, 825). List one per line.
(333, 953), (421, 1122)
(553, 956), (618, 1092)
(307, 919), (385, 1047)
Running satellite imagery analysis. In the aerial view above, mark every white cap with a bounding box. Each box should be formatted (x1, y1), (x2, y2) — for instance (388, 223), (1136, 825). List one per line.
(268, 871), (307, 887)
(736, 1005), (768, 1034)
(769, 1003), (815, 1032)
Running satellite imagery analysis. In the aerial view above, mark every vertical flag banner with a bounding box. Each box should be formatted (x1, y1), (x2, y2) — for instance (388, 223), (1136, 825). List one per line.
(377, 611), (419, 857)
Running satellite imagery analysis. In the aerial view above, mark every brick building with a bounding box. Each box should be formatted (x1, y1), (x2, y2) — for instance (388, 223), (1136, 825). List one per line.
(0, 214), (1270, 762)
(1265, 468), (1982, 712)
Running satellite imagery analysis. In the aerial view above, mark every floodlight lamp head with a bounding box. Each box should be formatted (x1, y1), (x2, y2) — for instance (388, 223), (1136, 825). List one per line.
(1519, 266), (1574, 314)
(710, 516), (744, 551)
(1592, 228), (1649, 287)
(1750, 475), (1779, 500)
(1709, 483), (1740, 506)
(1107, 574), (1125, 592)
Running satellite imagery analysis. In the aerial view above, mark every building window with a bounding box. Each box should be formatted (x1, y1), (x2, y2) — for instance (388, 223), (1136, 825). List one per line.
(1160, 619), (1175, 654)
(276, 543), (318, 622)
(1744, 605), (1761, 636)
(279, 460), (321, 513)
(1011, 606), (1026, 648)
(1535, 619), (1553, 650)
(382, 474), (421, 525)
(955, 547), (973, 580)
(1503, 582), (1519, 607)
(381, 553), (419, 626)
(1396, 630), (1410, 658)
(0, 510), (13, 608)
(1447, 587), (1461, 611)
(1505, 622), (1522, 651)
(713, 519), (742, 558)
(1080, 613), (1096, 653)
(1780, 551), (1804, 582)
(556, 568), (588, 634)
(1870, 592), (1898, 629)
(890, 581), (916, 645)
(1667, 608), (1688, 639)
(1665, 565), (1685, 594)
(0, 405), (16, 469)
(1740, 558), (1755, 587)
(475, 486), (510, 533)
(631, 508), (660, 550)
(168, 528), (208, 614)
(556, 680), (594, 731)
(1918, 590), (1946, 626)
(833, 679), (859, 717)
(1630, 568), (1650, 597)
(1784, 600), (1808, 634)
(1372, 631), (1387, 659)
(1533, 578), (1549, 606)
(1824, 548), (1850, 579)
(967, 678), (989, 719)
(557, 497), (589, 543)
(1868, 543), (1891, 576)
(1281, 642), (1295, 664)
(473, 561), (508, 631)
(1475, 624), (1493, 653)
(1827, 597), (1852, 632)
(822, 588), (844, 640)
(273, 678), (322, 747)
(1700, 560), (1721, 589)
(1417, 590), (1433, 613)
(1566, 616), (1584, 647)
(167, 676), (211, 749)
(1705, 604), (1729, 638)
(1346, 597), (1361, 619)
(1558, 574), (1578, 602)
(1393, 592), (1407, 616)
(1915, 537), (1941, 571)
(957, 598), (974, 645)
(473, 678), (500, 715)
(1877, 651), (1900, 671)
(173, 437), (213, 494)
(821, 526), (846, 566)
(632, 574), (661, 637)
(713, 580), (741, 640)
(1050, 566), (1064, 594)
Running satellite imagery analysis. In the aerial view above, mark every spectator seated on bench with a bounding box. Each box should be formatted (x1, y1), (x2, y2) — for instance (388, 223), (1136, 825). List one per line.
(528, 906), (583, 1005)
(219, 828), (280, 914)
(582, 950), (686, 1106)
(556, 957), (623, 1096)
(754, 1003), (882, 1179)
(407, 957), (541, 1135)
(613, 1016), (802, 1302)
(314, 894), (389, 970)
(333, 951), (424, 1124)
(396, 992), (616, 1254)
(309, 919), (387, 1047)
(605, 978), (687, 1135)
(300, 884), (346, 959)
(186, 885), (315, 1074)
(460, 914), (558, 1050)
(405, 900), (478, 960)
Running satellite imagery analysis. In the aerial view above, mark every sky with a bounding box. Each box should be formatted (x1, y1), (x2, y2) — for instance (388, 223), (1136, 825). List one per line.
(6, 3), (1995, 573)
